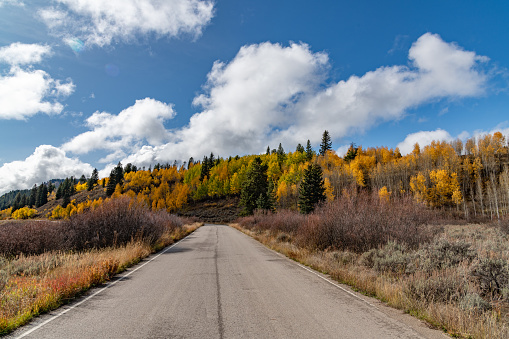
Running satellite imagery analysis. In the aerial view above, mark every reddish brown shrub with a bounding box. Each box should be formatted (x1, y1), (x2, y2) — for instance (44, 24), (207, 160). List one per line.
(237, 191), (438, 253)
(0, 196), (183, 257)
(297, 192), (437, 252)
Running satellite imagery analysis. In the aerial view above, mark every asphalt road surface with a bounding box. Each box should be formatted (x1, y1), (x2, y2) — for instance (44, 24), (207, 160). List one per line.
(9, 224), (448, 339)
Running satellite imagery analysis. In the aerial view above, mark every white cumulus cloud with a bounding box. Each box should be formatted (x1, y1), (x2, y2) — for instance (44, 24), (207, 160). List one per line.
(0, 43), (52, 65)
(0, 67), (75, 120)
(40, 0), (215, 47)
(119, 33), (489, 168)
(0, 43), (74, 120)
(396, 129), (454, 155)
(0, 145), (93, 195)
(62, 98), (175, 161)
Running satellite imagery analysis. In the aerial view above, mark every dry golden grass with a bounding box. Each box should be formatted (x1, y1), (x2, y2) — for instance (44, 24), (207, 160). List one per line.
(231, 222), (509, 339)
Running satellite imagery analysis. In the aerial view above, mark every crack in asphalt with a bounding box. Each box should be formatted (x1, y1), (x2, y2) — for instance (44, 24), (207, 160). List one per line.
(215, 227), (224, 339)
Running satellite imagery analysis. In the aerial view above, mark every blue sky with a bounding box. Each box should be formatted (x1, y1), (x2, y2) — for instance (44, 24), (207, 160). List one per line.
(0, 0), (508, 194)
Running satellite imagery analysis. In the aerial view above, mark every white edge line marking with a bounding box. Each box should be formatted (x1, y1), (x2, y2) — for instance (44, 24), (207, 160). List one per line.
(15, 237), (189, 339)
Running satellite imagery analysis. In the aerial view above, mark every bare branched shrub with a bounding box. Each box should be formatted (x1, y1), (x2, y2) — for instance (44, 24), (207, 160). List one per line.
(0, 221), (65, 257)
(297, 192), (438, 252)
(0, 197), (184, 257)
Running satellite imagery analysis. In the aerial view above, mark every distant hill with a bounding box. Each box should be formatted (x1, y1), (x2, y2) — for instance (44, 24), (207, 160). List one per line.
(0, 179), (65, 210)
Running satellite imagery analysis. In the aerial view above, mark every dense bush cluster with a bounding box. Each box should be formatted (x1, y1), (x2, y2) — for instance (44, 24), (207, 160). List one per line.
(0, 196), (183, 257)
(239, 191), (437, 253)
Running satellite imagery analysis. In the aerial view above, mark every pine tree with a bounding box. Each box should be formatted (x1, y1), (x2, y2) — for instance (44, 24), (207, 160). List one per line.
(114, 162), (124, 185)
(200, 156), (210, 181)
(306, 140), (314, 160)
(79, 174), (87, 184)
(106, 169), (117, 197)
(40, 184), (48, 206)
(29, 184), (37, 207)
(296, 143), (305, 153)
(11, 192), (22, 212)
(319, 130), (332, 156)
(87, 168), (99, 191)
(188, 157), (194, 169)
(56, 182), (63, 200)
(20, 194), (27, 208)
(343, 143), (358, 162)
(298, 164), (326, 214)
(266, 146), (271, 155)
(240, 157), (269, 215)
(277, 143), (286, 162)
(36, 184), (44, 207)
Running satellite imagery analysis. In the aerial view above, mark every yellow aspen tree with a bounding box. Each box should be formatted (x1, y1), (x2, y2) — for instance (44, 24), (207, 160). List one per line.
(324, 177), (334, 202)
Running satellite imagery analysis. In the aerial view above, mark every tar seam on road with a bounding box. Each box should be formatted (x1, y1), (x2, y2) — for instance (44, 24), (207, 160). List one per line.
(13, 235), (192, 339)
(215, 227), (225, 339)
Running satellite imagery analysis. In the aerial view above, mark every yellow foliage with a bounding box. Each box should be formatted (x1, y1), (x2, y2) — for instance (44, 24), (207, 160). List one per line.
(324, 177), (334, 202)
(409, 172), (427, 203)
(428, 169), (462, 207)
(348, 155), (376, 187)
(12, 207), (37, 219)
(0, 207), (12, 219)
(378, 186), (391, 203)
(75, 182), (87, 192)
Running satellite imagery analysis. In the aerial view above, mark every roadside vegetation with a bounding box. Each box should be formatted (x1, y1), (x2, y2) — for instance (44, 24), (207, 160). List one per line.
(0, 197), (200, 335)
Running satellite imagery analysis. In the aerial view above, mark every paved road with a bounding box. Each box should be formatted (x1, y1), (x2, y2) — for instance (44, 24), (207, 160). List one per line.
(9, 225), (448, 339)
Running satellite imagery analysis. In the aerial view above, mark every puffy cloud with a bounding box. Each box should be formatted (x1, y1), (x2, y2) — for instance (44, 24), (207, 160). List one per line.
(0, 67), (75, 120)
(62, 98), (175, 161)
(40, 0), (214, 47)
(0, 43), (52, 66)
(396, 129), (454, 155)
(0, 42), (74, 120)
(120, 34), (489, 167)
(0, 145), (93, 195)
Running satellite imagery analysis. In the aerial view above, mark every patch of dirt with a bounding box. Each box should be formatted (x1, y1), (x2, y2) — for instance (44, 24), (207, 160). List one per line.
(177, 196), (241, 223)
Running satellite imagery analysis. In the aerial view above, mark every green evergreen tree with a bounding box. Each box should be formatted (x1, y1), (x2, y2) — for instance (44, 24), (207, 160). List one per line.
(319, 130), (332, 156)
(343, 143), (358, 162)
(87, 168), (99, 191)
(40, 184), (48, 206)
(106, 169), (117, 197)
(20, 194), (27, 208)
(188, 157), (194, 169)
(36, 184), (44, 207)
(266, 146), (271, 155)
(79, 174), (87, 184)
(29, 184), (37, 207)
(277, 143), (286, 162)
(240, 157), (269, 215)
(200, 156), (210, 181)
(11, 192), (22, 212)
(114, 162), (124, 185)
(296, 143), (305, 153)
(298, 164), (326, 214)
(306, 140), (314, 160)
(56, 182), (63, 200)
(47, 182), (55, 194)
